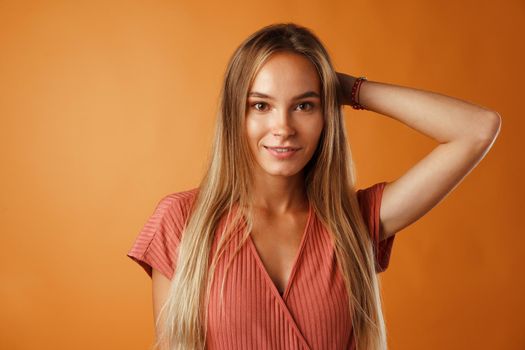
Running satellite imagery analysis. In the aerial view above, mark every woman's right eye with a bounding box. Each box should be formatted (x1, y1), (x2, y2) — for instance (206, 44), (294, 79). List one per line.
(251, 102), (268, 111)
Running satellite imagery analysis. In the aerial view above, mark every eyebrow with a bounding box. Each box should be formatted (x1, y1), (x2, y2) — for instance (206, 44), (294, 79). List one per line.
(247, 91), (321, 100)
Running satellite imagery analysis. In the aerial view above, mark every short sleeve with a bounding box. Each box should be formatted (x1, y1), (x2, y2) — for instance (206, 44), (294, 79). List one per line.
(356, 181), (396, 273)
(126, 188), (198, 280)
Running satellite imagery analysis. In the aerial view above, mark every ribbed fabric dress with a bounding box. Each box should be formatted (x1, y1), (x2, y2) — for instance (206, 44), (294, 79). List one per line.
(127, 182), (396, 349)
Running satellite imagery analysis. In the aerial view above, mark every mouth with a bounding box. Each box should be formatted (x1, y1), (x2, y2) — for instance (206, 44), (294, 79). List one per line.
(264, 146), (301, 159)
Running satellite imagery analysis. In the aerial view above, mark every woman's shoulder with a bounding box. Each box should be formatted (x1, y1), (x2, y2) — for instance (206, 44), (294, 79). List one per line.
(356, 182), (387, 208)
(127, 187), (201, 279)
(160, 187), (200, 205)
(155, 187), (200, 210)
(151, 187), (200, 226)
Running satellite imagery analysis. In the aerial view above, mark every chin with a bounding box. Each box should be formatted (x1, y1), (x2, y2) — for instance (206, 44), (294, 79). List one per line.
(261, 164), (304, 177)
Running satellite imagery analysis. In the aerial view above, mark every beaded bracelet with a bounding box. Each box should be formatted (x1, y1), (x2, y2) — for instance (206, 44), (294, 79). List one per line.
(351, 76), (368, 110)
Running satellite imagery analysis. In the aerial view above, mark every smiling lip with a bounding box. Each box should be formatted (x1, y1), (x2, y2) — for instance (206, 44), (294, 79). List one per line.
(264, 146), (301, 159)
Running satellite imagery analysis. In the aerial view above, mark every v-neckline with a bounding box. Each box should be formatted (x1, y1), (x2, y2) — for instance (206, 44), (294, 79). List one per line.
(247, 202), (313, 302)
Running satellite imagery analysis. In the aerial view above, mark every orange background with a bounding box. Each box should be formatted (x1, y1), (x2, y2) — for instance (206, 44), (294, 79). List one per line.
(1, 1), (522, 349)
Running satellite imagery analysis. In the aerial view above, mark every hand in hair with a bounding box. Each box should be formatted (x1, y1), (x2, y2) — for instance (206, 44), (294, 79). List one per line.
(335, 71), (358, 106)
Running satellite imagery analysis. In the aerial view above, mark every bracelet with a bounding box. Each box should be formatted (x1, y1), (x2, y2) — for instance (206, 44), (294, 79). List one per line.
(351, 76), (368, 110)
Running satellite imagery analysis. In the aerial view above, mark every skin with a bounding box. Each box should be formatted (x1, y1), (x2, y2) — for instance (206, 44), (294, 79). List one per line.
(242, 51), (326, 294)
(152, 268), (170, 340)
(245, 51), (324, 215)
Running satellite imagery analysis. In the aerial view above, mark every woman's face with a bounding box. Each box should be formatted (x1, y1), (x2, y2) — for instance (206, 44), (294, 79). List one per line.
(245, 52), (324, 179)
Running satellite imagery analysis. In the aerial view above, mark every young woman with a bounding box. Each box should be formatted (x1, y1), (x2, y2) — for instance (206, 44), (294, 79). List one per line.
(127, 23), (501, 350)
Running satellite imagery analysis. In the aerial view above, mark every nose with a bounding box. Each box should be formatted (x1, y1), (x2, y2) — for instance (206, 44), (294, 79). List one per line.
(271, 109), (296, 137)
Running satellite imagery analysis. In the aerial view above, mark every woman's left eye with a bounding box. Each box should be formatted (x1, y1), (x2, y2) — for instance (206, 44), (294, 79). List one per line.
(296, 102), (314, 111)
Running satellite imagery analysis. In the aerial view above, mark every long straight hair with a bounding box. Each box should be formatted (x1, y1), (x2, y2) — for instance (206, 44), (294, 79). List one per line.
(152, 22), (388, 350)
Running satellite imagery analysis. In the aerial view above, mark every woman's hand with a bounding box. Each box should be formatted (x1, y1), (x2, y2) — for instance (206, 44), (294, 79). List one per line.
(336, 71), (357, 106)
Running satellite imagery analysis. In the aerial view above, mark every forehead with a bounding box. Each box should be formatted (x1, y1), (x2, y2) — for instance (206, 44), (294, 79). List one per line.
(249, 52), (321, 98)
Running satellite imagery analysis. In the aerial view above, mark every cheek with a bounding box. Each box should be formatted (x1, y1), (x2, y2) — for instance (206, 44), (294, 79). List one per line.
(245, 118), (263, 147)
(304, 116), (324, 141)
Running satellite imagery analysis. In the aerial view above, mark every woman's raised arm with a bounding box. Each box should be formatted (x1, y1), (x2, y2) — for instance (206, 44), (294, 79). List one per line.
(338, 73), (501, 240)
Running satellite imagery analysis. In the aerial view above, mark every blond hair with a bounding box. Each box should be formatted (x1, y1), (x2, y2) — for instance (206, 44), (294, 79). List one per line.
(153, 22), (388, 350)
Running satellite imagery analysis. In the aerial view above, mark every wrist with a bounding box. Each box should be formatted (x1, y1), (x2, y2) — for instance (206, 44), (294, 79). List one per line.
(350, 76), (368, 110)
(337, 73), (356, 105)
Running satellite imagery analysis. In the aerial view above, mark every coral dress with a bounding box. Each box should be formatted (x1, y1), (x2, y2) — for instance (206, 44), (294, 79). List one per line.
(127, 182), (396, 349)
